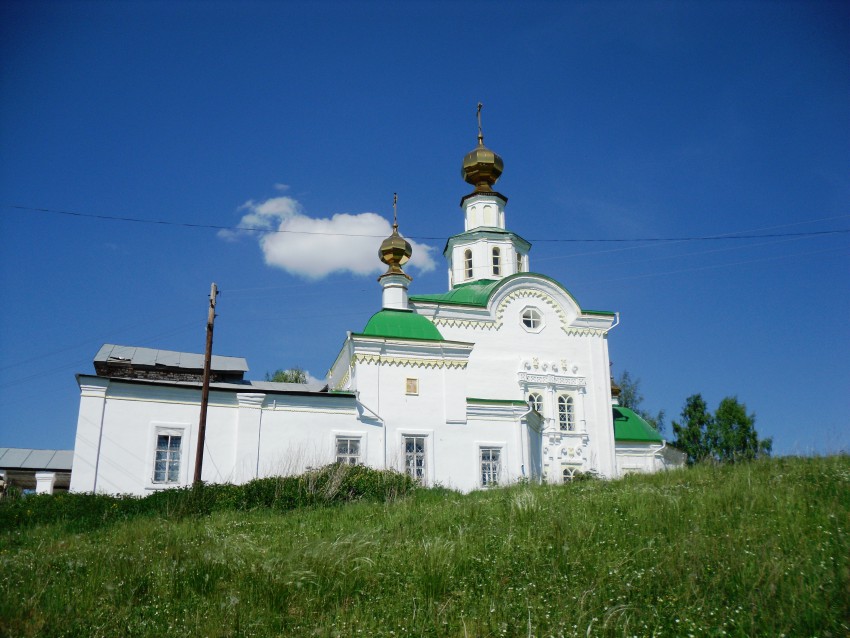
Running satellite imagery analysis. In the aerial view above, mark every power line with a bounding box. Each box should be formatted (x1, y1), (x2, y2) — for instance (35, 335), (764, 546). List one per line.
(6, 204), (849, 243)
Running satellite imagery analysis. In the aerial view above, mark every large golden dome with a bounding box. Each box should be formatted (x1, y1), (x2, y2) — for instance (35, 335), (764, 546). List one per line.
(462, 140), (503, 192)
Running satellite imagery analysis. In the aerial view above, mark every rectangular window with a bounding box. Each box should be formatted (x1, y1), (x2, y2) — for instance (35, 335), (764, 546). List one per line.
(403, 436), (426, 483)
(480, 447), (501, 487)
(336, 437), (361, 465)
(153, 433), (182, 483)
(405, 378), (419, 395)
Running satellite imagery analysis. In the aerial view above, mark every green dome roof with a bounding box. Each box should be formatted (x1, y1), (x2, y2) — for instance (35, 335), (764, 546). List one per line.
(359, 310), (444, 341)
(613, 407), (663, 443)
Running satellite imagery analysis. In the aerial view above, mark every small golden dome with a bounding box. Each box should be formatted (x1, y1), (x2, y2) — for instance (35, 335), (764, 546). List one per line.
(379, 193), (412, 277)
(378, 225), (412, 275)
(461, 102), (503, 193)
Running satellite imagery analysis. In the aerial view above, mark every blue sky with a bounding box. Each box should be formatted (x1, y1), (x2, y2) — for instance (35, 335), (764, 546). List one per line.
(1, 1), (847, 456)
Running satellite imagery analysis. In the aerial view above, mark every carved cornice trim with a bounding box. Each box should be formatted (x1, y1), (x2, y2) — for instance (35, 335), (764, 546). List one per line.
(518, 372), (587, 387)
(352, 353), (468, 369)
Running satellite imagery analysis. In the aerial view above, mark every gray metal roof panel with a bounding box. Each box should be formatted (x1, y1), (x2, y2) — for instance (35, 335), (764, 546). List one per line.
(156, 350), (181, 367)
(109, 345), (137, 361)
(0, 448), (74, 471)
(132, 347), (158, 366)
(94, 344), (248, 372)
(45, 450), (74, 471)
(21, 450), (54, 469)
(0, 448), (31, 468)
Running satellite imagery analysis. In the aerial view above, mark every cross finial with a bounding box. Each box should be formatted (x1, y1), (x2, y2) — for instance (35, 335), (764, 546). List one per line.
(476, 102), (484, 145)
(392, 192), (398, 228)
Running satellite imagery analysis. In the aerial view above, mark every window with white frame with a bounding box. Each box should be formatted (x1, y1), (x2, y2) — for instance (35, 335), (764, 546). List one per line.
(480, 447), (501, 487)
(563, 467), (575, 483)
(517, 252), (524, 272)
(521, 307), (543, 331)
(403, 436), (426, 483)
(336, 437), (361, 465)
(558, 395), (575, 431)
(464, 249), (473, 279)
(153, 432), (182, 483)
(492, 247), (501, 276)
(528, 392), (543, 413)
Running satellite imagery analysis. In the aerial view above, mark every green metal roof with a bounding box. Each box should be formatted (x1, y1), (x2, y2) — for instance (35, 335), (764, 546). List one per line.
(612, 406), (663, 443)
(409, 272), (615, 316)
(410, 278), (504, 306)
(467, 397), (528, 406)
(357, 309), (444, 341)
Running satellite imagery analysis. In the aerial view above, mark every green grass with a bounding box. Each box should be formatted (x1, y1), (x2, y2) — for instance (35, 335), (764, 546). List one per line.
(1, 456), (848, 637)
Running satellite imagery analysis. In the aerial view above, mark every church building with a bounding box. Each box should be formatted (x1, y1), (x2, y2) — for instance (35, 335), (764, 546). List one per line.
(70, 117), (683, 496)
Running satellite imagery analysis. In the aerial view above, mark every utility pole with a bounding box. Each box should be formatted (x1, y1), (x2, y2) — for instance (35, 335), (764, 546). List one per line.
(194, 282), (218, 486)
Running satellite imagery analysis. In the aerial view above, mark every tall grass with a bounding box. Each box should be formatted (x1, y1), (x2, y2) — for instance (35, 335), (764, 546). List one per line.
(1, 456), (847, 637)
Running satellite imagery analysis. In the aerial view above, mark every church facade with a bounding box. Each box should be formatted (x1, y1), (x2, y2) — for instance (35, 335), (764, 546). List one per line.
(70, 123), (683, 496)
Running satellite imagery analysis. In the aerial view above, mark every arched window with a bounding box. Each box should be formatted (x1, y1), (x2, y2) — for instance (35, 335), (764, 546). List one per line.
(563, 468), (575, 483)
(528, 392), (543, 413)
(558, 396), (575, 432)
(464, 249), (473, 280)
(492, 247), (501, 276)
(517, 253), (523, 273)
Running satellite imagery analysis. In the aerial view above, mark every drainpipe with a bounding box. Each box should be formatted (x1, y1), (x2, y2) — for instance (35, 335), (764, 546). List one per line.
(355, 394), (386, 469)
(653, 440), (667, 471)
(603, 312), (621, 333)
(516, 406), (535, 479)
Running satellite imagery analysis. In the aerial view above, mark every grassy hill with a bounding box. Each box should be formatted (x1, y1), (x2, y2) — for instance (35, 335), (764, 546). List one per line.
(1, 456), (848, 637)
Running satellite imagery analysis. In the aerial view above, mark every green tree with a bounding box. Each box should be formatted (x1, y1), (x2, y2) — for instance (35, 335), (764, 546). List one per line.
(615, 370), (665, 433)
(671, 393), (713, 465)
(672, 394), (772, 465)
(265, 367), (307, 383)
(710, 396), (772, 463)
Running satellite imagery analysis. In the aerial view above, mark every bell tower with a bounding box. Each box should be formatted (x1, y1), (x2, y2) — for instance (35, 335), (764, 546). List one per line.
(446, 104), (531, 288)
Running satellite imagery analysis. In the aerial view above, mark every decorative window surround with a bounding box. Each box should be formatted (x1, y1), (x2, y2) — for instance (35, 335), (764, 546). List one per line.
(520, 306), (543, 332)
(558, 395), (576, 432)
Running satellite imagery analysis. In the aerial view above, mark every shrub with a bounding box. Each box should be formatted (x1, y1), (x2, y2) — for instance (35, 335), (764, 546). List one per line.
(0, 464), (416, 532)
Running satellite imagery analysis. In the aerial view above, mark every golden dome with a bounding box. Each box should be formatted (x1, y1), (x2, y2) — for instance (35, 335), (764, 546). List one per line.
(462, 102), (503, 193)
(462, 140), (503, 192)
(379, 194), (412, 277)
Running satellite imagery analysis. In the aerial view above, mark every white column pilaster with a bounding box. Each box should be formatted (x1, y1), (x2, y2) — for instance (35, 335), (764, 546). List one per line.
(35, 472), (56, 495)
(70, 378), (109, 492)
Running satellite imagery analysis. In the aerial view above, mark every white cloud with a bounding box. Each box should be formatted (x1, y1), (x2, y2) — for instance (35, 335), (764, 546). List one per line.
(219, 194), (437, 279)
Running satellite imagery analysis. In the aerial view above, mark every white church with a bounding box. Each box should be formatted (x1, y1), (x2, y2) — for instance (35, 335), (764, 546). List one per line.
(70, 119), (684, 496)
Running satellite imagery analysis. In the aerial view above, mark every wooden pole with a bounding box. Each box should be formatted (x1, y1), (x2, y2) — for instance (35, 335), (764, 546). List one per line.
(194, 282), (218, 486)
